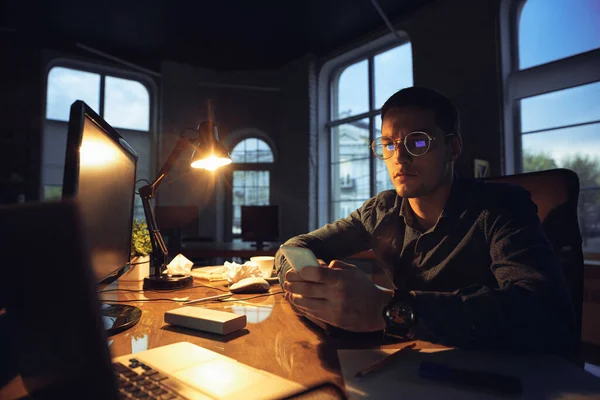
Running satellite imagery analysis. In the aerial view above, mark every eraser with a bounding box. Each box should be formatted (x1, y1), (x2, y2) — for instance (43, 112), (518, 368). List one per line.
(165, 307), (247, 335)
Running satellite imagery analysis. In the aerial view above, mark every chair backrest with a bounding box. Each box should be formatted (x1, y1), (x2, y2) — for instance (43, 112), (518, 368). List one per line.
(483, 168), (584, 349)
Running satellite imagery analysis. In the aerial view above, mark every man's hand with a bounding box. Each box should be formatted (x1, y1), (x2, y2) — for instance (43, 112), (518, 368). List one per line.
(283, 260), (392, 332)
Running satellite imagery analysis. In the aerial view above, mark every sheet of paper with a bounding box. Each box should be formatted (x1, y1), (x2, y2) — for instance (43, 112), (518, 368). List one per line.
(190, 265), (227, 281)
(338, 346), (600, 399)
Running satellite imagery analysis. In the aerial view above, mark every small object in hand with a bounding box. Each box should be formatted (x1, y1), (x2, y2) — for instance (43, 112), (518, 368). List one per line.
(354, 343), (416, 378)
(418, 362), (523, 395)
(279, 245), (320, 272)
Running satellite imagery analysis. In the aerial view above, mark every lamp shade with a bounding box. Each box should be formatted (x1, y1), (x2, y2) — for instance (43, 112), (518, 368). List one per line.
(190, 141), (232, 171)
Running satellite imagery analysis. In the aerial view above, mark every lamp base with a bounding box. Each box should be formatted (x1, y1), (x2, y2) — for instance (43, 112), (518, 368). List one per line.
(143, 274), (194, 290)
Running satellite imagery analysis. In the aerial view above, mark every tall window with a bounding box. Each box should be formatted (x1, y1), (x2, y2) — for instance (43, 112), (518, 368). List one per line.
(229, 138), (275, 235)
(328, 42), (413, 220)
(43, 64), (154, 219)
(502, 0), (600, 255)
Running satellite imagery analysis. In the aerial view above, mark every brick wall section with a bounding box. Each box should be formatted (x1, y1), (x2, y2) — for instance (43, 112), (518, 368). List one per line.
(275, 55), (316, 241)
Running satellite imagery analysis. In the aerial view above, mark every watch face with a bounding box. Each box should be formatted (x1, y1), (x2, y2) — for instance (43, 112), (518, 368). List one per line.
(384, 300), (413, 336)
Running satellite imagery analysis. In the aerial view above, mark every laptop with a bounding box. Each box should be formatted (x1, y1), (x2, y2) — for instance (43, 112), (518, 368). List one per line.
(0, 201), (341, 399)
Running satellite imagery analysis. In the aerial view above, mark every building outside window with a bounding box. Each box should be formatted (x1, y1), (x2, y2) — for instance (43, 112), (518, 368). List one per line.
(43, 63), (155, 219)
(501, 0), (600, 254)
(327, 40), (413, 221)
(228, 137), (275, 236)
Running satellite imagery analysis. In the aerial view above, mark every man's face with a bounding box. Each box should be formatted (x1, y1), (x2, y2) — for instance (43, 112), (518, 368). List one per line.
(381, 106), (459, 198)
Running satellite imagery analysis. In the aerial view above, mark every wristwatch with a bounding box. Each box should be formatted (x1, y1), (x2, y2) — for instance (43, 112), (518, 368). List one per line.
(382, 291), (417, 338)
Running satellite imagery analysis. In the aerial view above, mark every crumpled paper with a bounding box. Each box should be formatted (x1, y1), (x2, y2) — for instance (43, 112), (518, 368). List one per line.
(163, 253), (193, 275)
(224, 261), (264, 284)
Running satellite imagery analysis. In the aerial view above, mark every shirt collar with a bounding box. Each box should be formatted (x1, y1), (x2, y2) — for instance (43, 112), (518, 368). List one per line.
(398, 173), (467, 224)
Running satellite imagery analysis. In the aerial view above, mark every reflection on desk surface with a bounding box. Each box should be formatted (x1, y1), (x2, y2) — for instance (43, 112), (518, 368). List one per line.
(95, 278), (600, 399)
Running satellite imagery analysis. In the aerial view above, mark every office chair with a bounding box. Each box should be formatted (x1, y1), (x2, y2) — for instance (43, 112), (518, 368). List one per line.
(483, 168), (584, 358)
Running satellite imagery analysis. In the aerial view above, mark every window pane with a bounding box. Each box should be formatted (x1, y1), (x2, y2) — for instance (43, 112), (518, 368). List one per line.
(374, 43), (413, 109)
(521, 82), (600, 133)
(331, 119), (370, 219)
(231, 170), (270, 235)
(373, 117), (395, 193)
(104, 76), (150, 131)
(580, 188), (600, 253)
(231, 138), (274, 163)
(519, 0), (600, 69)
(335, 60), (369, 119)
(46, 67), (100, 121)
(522, 123), (600, 187)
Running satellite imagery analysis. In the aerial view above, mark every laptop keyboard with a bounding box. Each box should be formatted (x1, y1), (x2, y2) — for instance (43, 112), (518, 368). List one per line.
(113, 358), (186, 399)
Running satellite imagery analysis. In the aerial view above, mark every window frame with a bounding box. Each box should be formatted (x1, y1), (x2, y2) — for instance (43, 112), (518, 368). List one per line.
(500, 0), (600, 258)
(500, 0), (600, 175)
(317, 30), (412, 228)
(44, 58), (157, 133)
(221, 134), (276, 242)
(42, 58), (158, 217)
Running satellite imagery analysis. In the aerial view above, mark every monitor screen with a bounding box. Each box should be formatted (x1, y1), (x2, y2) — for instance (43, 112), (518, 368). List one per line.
(241, 205), (279, 244)
(63, 101), (138, 283)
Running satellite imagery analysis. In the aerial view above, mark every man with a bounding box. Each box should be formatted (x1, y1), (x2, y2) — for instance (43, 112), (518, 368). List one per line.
(276, 87), (575, 355)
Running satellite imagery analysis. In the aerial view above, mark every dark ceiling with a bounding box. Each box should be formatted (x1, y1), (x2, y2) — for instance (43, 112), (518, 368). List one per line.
(1, 0), (433, 71)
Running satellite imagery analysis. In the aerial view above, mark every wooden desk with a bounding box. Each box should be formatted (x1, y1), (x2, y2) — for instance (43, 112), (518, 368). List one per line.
(99, 277), (441, 391)
(5, 275), (600, 399)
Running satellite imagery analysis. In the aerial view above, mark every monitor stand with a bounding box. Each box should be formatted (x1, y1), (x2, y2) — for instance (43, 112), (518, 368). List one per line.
(100, 303), (142, 336)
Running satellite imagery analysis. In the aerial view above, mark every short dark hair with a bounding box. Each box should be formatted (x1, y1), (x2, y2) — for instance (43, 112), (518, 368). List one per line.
(381, 87), (460, 135)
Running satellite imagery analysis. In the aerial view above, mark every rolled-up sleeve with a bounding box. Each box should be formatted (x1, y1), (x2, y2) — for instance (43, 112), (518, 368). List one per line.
(275, 198), (376, 282)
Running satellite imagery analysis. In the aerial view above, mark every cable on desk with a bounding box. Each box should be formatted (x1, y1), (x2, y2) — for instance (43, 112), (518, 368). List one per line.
(103, 298), (189, 303)
(129, 260), (149, 266)
(99, 284), (229, 294)
(218, 290), (284, 302)
(99, 290), (284, 304)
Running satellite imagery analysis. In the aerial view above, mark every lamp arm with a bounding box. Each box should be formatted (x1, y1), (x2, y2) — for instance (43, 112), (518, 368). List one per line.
(139, 187), (168, 276)
(138, 134), (196, 277)
(151, 135), (197, 194)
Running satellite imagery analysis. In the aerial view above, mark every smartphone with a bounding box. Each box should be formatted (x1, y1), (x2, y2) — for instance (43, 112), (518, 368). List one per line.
(279, 245), (320, 272)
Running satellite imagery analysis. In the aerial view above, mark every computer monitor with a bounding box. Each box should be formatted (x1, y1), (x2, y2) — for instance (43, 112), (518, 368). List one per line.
(241, 205), (279, 250)
(62, 100), (140, 335)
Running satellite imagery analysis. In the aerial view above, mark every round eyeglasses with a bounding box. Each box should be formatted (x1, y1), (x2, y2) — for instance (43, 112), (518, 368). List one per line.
(370, 131), (454, 159)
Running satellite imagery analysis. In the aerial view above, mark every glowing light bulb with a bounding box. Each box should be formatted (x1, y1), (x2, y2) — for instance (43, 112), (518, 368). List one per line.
(190, 155), (232, 171)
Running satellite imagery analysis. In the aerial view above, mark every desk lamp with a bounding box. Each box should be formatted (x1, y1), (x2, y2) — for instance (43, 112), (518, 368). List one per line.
(139, 114), (231, 290)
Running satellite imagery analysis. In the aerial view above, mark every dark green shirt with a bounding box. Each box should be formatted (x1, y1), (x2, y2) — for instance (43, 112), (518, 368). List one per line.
(276, 177), (576, 353)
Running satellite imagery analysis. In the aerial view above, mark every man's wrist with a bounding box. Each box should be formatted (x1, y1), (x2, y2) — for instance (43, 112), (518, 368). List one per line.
(382, 290), (417, 337)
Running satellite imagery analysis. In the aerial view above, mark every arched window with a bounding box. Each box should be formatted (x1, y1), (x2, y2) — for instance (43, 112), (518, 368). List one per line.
(501, 0), (600, 255)
(43, 63), (155, 220)
(320, 34), (413, 223)
(229, 138), (275, 235)
(518, 0), (600, 70)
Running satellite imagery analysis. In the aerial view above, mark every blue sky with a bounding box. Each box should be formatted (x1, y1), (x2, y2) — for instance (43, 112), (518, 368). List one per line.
(336, 0), (600, 167)
(46, 67), (150, 131)
(519, 0), (600, 165)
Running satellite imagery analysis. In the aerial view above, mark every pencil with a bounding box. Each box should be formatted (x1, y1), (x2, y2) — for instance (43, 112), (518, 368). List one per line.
(354, 343), (416, 378)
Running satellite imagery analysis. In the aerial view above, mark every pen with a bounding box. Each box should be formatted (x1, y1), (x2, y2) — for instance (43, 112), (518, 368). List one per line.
(184, 293), (233, 305)
(354, 343), (416, 378)
(418, 362), (523, 395)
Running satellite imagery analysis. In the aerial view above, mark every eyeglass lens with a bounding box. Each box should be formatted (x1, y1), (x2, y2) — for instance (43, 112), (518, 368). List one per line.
(372, 132), (431, 158)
